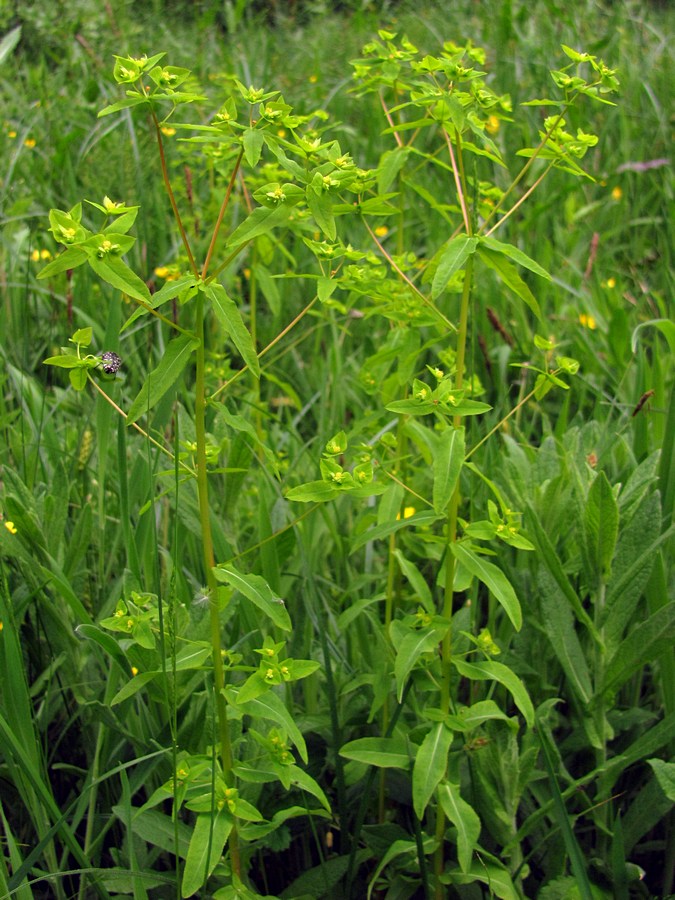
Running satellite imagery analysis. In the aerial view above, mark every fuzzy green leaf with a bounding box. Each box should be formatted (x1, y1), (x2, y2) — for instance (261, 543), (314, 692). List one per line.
(181, 809), (232, 898)
(600, 603), (675, 697)
(583, 470), (619, 586)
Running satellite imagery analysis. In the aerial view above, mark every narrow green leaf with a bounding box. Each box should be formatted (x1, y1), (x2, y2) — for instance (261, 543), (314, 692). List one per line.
(376, 146), (411, 194)
(340, 737), (412, 770)
(583, 471), (619, 585)
(393, 549), (434, 613)
(122, 274), (199, 331)
(453, 659), (534, 728)
(350, 510), (441, 553)
(476, 246), (542, 319)
(479, 236), (552, 280)
(181, 810), (232, 898)
(0, 25), (21, 65)
(213, 564), (291, 631)
(126, 334), (199, 425)
(204, 283), (260, 377)
(437, 781), (480, 873)
(451, 543), (522, 631)
(648, 759), (675, 801)
(433, 427), (465, 514)
(412, 722), (453, 819)
(286, 481), (341, 503)
(431, 235), (478, 299)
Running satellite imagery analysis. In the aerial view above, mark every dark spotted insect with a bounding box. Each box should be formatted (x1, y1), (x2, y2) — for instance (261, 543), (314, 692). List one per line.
(632, 390), (654, 417)
(100, 351), (122, 375)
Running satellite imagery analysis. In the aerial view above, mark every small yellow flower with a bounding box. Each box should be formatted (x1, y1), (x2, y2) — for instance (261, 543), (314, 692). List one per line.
(161, 126), (176, 136)
(7, 129), (16, 138)
(242, 268), (251, 280)
(41, 249), (52, 260)
(396, 506), (416, 520)
(0, 621), (3, 631)
(579, 313), (597, 330)
(131, 666), (139, 676)
(485, 115), (500, 135)
(611, 186), (622, 201)
(277, 128), (286, 139)
(154, 266), (169, 278)
(31, 249), (41, 262)
(374, 225), (389, 238)
(24, 137), (36, 148)
(4, 521), (17, 535)
(309, 74), (318, 84)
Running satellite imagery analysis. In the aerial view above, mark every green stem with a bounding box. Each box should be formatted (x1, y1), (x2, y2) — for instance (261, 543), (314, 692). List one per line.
(194, 290), (240, 878)
(434, 253), (473, 897)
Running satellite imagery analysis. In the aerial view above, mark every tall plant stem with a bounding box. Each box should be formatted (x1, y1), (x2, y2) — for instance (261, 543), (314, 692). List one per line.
(434, 253), (473, 896)
(194, 291), (241, 877)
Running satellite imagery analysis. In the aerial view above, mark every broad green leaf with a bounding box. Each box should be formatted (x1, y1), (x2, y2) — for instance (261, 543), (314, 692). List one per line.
(631, 318), (675, 356)
(88, 254), (152, 304)
(437, 781), (480, 873)
(233, 689), (307, 763)
(181, 809), (232, 898)
(583, 471), (619, 585)
(307, 184), (336, 240)
(599, 603), (675, 698)
(456, 700), (517, 732)
(367, 836), (435, 900)
(453, 659), (534, 728)
(213, 564), (291, 631)
(412, 722), (453, 819)
(451, 543), (522, 631)
(444, 858), (521, 899)
(431, 235), (478, 299)
(225, 204), (290, 249)
(433, 426), (465, 514)
(242, 126), (264, 167)
(598, 712), (675, 798)
(285, 765), (330, 811)
(476, 246), (542, 320)
(98, 95), (149, 117)
(111, 671), (156, 706)
(126, 334), (199, 425)
(204, 283), (260, 377)
(43, 354), (84, 369)
(339, 737), (412, 770)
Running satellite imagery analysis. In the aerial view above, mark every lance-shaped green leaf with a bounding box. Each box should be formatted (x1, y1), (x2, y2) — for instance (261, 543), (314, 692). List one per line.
(393, 549), (434, 614)
(476, 245), (542, 320)
(453, 659), (534, 728)
(37, 247), (89, 279)
(340, 737), (412, 770)
(122, 274), (199, 331)
(393, 617), (450, 701)
(479, 236), (551, 280)
(213, 564), (291, 631)
(225, 203), (291, 249)
(433, 426), (465, 514)
(583, 470), (619, 587)
(242, 126), (264, 167)
(451, 542), (522, 631)
(126, 333), (199, 425)
(204, 283), (260, 377)
(88, 254), (153, 305)
(431, 235), (478, 299)
(438, 781), (481, 873)
(181, 809), (232, 898)
(412, 722), (453, 819)
(233, 689), (307, 762)
(307, 183), (336, 240)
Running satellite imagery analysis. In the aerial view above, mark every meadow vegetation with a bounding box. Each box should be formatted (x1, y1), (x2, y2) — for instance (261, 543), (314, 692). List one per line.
(0, 1), (673, 897)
